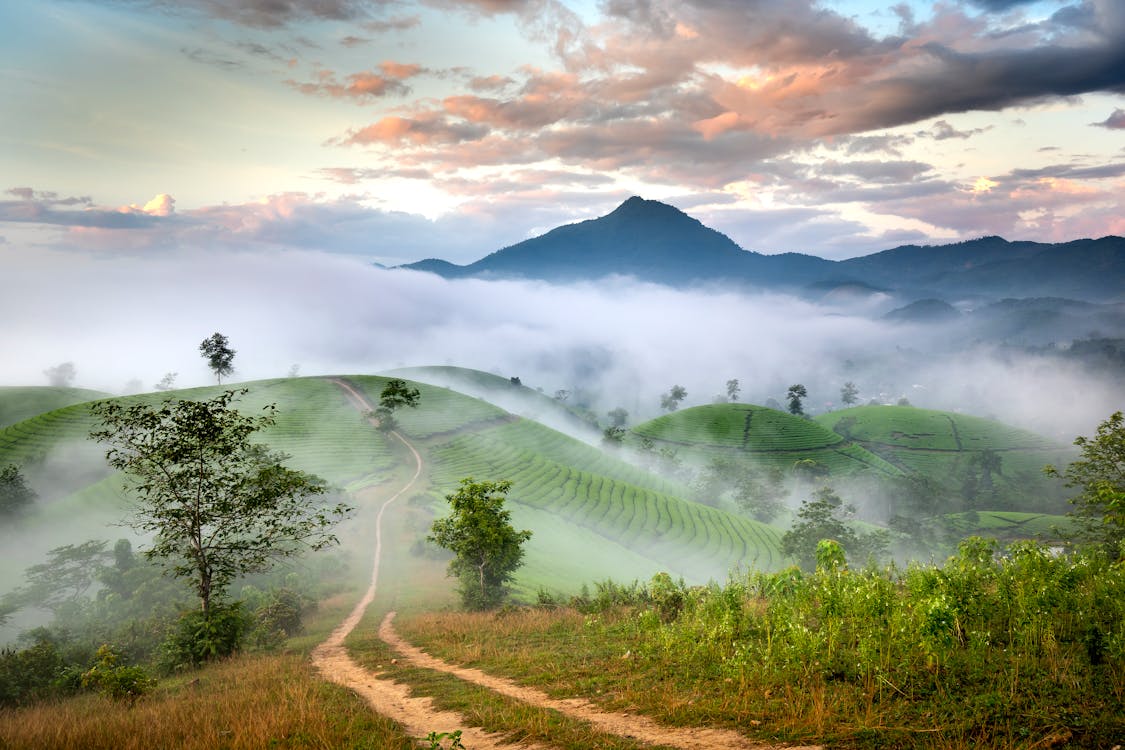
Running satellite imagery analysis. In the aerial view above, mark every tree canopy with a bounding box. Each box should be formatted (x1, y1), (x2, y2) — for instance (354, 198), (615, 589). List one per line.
(1047, 410), (1125, 555)
(90, 389), (350, 614)
(199, 333), (235, 384)
(660, 385), (687, 412)
(0, 464), (36, 517)
(372, 378), (421, 432)
(786, 384), (808, 416)
(428, 478), (532, 610)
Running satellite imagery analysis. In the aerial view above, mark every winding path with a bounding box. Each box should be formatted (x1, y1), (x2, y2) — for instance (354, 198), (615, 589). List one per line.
(311, 379), (525, 750)
(312, 377), (820, 750)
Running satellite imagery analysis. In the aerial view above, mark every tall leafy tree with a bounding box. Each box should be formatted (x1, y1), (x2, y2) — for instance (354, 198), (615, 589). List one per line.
(43, 362), (76, 387)
(199, 333), (235, 384)
(726, 378), (740, 402)
(372, 378), (421, 432)
(1046, 410), (1125, 555)
(90, 389), (350, 615)
(840, 381), (859, 406)
(428, 478), (532, 610)
(660, 384), (687, 412)
(786, 384), (808, 416)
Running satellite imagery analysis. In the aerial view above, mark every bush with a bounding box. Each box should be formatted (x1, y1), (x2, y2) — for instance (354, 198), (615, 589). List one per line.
(81, 644), (155, 704)
(160, 601), (250, 672)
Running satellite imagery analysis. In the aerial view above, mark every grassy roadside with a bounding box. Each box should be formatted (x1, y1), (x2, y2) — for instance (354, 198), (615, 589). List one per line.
(390, 546), (1125, 750)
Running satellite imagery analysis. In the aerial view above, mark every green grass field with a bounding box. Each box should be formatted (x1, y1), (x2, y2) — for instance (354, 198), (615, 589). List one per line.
(0, 386), (109, 429)
(340, 376), (785, 585)
(632, 403), (902, 478)
(815, 405), (1072, 512)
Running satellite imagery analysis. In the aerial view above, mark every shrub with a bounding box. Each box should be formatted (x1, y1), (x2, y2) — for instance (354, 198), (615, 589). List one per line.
(160, 600), (250, 672)
(81, 644), (155, 704)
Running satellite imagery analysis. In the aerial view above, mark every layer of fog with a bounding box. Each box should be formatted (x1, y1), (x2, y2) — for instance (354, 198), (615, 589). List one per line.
(3, 245), (1119, 440)
(7, 244), (1122, 644)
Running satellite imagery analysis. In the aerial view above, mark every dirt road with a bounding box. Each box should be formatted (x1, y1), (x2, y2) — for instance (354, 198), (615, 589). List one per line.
(312, 376), (819, 750)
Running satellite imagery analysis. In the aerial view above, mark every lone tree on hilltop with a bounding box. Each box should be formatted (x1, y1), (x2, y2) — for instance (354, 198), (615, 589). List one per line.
(429, 478), (532, 610)
(660, 384), (687, 412)
(44, 362), (76, 387)
(787, 384), (808, 416)
(373, 378), (421, 432)
(726, 379), (740, 402)
(199, 333), (235, 384)
(91, 389), (351, 617)
(840, 381), (859, 406)
(1046, 410), (1125, 556)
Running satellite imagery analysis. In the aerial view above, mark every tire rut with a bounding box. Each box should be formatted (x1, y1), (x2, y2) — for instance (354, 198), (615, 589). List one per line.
(314, 377), (820, 750)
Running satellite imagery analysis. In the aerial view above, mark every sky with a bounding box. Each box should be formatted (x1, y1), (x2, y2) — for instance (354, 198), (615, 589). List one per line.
(1, 0), (1124, 265)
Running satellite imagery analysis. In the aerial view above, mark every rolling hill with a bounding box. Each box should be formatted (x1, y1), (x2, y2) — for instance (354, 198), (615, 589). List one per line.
(632, 403), (902, 478)
(0, 376), (786, 607)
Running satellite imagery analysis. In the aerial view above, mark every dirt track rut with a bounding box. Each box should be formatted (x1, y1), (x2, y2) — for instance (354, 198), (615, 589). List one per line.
(312, 377), (820, 750)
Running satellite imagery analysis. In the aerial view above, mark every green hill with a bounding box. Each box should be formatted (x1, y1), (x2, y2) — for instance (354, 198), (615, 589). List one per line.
(388, 365), (599, 439)
(339, 377), (785, 588)
(632, 403), (901, 477)
(0, 386), (109, 429)
(1, 376), (786, 607)
(815, 405), (1071, 512)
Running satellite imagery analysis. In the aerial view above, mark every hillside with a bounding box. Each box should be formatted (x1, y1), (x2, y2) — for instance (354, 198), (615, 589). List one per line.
(815, 405), (1071, 511)
(632, 403), (901, 478)
(0, 376), (786, 608)
(0, 386), (109, 428)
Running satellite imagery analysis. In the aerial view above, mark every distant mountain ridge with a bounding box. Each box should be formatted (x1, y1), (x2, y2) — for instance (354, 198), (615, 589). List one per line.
(399, 197), (1125, 302)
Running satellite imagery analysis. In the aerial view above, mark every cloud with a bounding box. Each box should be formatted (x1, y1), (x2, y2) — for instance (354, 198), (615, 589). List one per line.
(1, 244), (1118, 442)
(0, 190), (170, 230)
(286, 62), (425, 100)
(1093, 108), (1125, 129)
(163, 0), (380, 28)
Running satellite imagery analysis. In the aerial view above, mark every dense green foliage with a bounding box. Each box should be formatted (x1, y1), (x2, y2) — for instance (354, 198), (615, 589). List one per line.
(512, 538), (1125, 747)
(199, 332), (235, 384)
(631, 403), (899, 480)
(90, 389), (351, 615)
(0, 463), (35, 517)
(429, 479), (532, 609)
(1047, 410), (1125, 554)
(372, 378), (421, 432)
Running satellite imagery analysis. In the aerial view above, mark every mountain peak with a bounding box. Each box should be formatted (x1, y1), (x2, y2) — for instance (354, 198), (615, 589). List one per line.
(609, 196), (689, 220)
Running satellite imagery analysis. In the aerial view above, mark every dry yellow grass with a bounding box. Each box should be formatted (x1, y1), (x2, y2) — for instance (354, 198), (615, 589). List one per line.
(0, 652), (414, 750)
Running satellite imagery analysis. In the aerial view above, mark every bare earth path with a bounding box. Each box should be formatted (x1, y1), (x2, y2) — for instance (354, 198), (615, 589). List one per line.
(312, 377), (819, 750)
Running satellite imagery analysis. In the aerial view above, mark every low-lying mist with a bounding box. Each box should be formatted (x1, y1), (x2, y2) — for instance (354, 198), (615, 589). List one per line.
(3, 245), (1119, 441)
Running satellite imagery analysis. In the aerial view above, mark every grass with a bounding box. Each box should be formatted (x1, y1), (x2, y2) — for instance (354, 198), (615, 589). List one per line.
(0, 652), (416, 750)
(344, 496), (684, 750)
(816, 405), (1073, 513)
(394, 540), (1125, 749)
(816, 405), (1056, 451)
(633, 403), (901, 478)
(0, 386), (109, 429)
(424, 418), (786, 583)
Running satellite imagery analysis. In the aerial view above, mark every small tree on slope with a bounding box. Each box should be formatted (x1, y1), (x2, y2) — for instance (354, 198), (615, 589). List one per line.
(91, 389), (351, 616)
(428, 478), (532, 610)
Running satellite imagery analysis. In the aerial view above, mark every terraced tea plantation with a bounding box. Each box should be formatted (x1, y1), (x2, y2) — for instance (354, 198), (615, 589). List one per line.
(0, 386), (109, 429)
(633, 403), (901, 477)
(340, 376), (783, 585)
(815, 405), (1072, 509)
